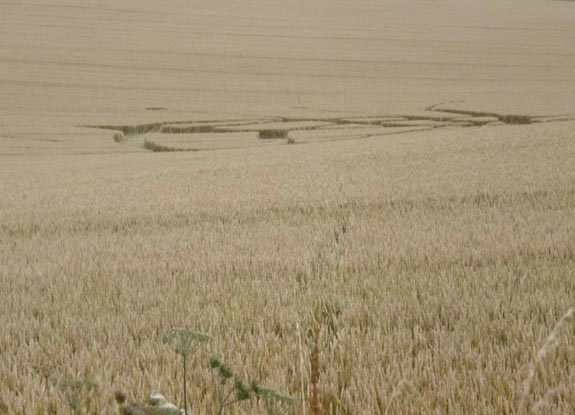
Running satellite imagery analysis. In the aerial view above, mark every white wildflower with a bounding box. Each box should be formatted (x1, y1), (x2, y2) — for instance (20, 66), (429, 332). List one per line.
(149, 393), (166, 406)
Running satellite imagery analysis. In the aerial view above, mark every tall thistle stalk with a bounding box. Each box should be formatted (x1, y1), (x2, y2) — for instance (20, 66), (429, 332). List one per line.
(311, 327), (321, 415)
(296, 322), (306, 415)
(163, 328), (209, 415)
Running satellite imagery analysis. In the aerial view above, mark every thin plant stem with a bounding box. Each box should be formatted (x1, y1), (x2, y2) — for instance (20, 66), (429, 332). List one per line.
(183, 353), (188, 415)
(311, 327), (321, 415)
(296, 322), (306, 415)
(218, 385), (235, 415)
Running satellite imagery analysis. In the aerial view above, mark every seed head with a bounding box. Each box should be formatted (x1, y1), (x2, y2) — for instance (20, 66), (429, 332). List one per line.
(114, 391), (127, 405)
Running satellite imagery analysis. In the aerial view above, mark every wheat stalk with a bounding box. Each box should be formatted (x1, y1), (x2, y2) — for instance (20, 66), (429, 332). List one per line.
(522, 307), (575, 412)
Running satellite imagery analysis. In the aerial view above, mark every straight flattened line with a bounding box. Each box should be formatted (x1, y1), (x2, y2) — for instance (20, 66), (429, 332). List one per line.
(5, 12), (575, 39)
(1, 1), (147, 15)
(1, 56), (573, 71)
(0, 79), (345, 95)
(395, 21), (575, 35)
(4, 44), (575, 61)
(2, 73), (575, 94)
(2, 24), (574, 52)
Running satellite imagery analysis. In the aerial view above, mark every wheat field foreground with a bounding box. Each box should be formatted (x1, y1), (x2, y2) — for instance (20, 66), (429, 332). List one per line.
(1, 0), (575, 414)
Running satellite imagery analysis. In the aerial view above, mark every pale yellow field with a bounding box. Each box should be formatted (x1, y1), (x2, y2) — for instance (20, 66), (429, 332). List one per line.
(1, 1), (575, 414)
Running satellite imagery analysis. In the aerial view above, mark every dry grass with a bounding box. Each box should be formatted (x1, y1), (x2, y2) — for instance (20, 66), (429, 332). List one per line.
(1, 120), (575, 414)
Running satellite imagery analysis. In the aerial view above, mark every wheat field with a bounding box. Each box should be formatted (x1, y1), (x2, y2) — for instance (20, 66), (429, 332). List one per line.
(1, 0), (575, 414)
